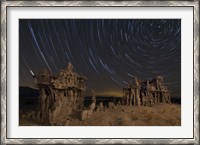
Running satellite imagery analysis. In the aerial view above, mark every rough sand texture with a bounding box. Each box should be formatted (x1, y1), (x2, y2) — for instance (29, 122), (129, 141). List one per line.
(19, 103), (181, 126)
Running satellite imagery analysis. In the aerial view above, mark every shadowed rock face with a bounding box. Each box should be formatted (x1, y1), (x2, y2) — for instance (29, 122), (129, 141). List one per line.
(34, 63), (86, 125)
(123, 76), (171, 107)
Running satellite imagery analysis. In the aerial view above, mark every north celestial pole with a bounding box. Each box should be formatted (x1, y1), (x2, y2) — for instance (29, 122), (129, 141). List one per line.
(19, 19), (181, 97)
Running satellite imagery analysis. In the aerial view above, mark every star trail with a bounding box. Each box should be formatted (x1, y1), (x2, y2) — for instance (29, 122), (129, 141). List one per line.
(19, 19), (181, 97)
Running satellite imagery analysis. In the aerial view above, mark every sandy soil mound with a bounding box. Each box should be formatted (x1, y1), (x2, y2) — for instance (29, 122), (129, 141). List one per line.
(19, 103), (181, 126)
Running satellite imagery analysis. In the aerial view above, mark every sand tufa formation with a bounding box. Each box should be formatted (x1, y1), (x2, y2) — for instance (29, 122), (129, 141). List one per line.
(30, 62), (172, 125)
(123, 76), (171, 107)
(33, 62), (86, 125)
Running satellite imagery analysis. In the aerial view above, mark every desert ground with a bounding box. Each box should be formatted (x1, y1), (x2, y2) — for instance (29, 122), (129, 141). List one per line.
(19, 103), (181, 126)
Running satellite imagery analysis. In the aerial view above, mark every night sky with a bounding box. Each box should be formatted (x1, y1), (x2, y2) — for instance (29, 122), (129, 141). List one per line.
(19, 19), (181, 97)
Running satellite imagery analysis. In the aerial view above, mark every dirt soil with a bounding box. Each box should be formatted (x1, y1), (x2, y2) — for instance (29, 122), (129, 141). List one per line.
(19, 103), (181, 126)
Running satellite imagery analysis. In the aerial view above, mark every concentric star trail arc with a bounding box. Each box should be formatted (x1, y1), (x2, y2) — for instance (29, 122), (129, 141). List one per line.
(19, 19), (181, 97)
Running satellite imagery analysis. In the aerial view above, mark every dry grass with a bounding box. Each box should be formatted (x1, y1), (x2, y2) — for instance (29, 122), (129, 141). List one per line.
(146, 113), (153, 121)
(131, 115), (139, 121)
(161, 109), (166, 114)
(167, 118), (177, 125)
(20, 103), (181, 126)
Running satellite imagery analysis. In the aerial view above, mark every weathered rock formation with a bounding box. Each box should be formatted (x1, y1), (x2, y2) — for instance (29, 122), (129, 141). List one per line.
(34, 62), (86, 125)
(123, 76), (171, 107)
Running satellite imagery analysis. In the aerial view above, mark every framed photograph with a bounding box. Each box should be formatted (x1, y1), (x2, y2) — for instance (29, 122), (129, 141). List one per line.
(1, 0), (199, 144)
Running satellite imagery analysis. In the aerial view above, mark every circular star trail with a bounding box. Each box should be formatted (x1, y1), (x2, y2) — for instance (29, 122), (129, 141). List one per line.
(19, 19), (181, 97)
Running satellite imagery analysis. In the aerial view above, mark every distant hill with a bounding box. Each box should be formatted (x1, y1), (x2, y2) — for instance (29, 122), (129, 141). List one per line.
(19, 86), (39, 98)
